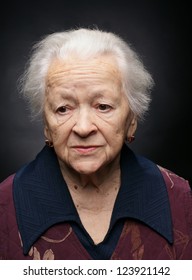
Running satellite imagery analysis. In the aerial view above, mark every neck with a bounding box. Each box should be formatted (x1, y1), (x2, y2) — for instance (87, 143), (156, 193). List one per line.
(58, 155), (121, 194)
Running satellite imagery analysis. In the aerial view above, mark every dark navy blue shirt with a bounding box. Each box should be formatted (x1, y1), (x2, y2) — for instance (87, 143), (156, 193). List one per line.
(13, 144), (173, 258)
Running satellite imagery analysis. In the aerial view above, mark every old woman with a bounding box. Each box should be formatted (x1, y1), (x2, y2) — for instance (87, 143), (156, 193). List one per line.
(0, 28), (191, 259)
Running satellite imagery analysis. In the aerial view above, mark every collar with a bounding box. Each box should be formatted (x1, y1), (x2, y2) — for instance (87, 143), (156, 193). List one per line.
(13, 144), (173, 255)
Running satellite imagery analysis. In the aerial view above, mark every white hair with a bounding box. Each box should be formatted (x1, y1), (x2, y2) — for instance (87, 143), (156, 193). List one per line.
(19, 28), (154, 121)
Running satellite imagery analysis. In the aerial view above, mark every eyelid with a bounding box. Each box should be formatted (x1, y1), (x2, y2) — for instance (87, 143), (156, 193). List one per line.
(97, 103), (113, 112)
(56, 105), (70, 114)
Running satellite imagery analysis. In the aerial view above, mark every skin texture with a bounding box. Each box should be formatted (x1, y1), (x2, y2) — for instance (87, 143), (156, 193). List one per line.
(44, 55), (137, 243)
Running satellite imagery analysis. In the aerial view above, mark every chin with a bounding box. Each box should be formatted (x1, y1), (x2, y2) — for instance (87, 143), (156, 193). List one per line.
(72, 162), (102, 175)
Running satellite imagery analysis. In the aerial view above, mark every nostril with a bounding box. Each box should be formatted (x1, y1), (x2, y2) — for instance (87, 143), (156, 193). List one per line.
(73, 127), (97, 138)
(72, 121), (97, 138)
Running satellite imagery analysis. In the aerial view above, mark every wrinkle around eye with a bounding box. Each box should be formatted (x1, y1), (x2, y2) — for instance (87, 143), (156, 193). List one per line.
(97, 104), (113, 112)
(54, 109), (74, 126)
(56, 105), (73, 115)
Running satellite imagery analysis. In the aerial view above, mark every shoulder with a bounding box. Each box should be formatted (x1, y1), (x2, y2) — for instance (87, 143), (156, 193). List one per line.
(158, 165), (192, 209)
(0, 174), (15, 218)
(0, 174), (24, 259)
(158, 166), (192, 231)
(0, 174), (15, 199)
(0, 174), (15, 223)
(158, 165), (191, 194)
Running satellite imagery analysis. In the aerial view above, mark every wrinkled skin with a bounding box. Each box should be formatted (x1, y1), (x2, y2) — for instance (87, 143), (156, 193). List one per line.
(44, 55), (137, 186)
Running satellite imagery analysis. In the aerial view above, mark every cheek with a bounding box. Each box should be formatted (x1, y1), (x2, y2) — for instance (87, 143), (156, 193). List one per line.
(45, 121), (69, 145)
(113, 127), (127, 144)
(100, 122), (126, 151)
(110, 112), (130, 139)
(44, 109), (73, 142)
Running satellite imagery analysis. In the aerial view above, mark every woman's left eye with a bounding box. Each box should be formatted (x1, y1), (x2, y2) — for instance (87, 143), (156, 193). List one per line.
(97, 104), (112, 112)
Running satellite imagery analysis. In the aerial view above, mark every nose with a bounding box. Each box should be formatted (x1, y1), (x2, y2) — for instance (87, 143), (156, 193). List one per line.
(72, 107), (97, 137)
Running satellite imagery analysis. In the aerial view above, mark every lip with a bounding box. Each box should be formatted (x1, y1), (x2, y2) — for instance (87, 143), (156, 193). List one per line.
(71, 146), (101, 154)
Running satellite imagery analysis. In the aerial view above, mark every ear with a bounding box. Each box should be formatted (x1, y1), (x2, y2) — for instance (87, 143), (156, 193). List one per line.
(127, 117), (137, 139)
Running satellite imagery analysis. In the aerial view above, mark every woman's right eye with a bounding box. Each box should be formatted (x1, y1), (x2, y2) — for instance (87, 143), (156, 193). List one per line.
(56, 106), (68, 114)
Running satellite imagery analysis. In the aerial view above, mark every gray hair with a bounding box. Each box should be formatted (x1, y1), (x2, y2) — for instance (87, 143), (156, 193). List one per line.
(19, 28), (154, 121)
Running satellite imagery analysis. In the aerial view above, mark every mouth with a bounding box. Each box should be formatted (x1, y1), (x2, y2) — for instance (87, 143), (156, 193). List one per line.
(71, 145), (101, 154)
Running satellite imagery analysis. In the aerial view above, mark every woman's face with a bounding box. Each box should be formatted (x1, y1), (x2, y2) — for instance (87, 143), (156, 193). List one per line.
(44, 55), (136, 175)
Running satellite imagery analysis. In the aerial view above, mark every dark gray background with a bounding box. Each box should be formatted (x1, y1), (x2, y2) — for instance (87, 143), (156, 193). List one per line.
(1, 0), (191, 186)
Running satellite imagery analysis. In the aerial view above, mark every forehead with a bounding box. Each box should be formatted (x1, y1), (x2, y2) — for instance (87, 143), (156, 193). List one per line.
(46, 54), (122, 89)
